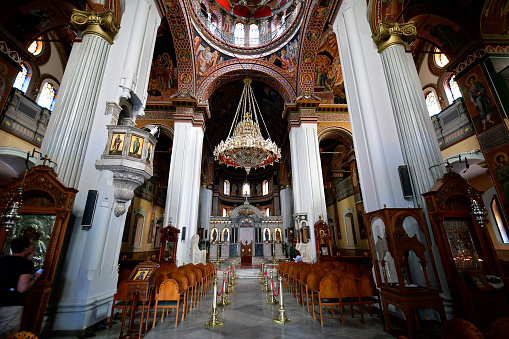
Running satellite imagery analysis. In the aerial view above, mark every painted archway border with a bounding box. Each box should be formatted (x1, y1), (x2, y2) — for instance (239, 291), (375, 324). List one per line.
(196, 59), (297, 103)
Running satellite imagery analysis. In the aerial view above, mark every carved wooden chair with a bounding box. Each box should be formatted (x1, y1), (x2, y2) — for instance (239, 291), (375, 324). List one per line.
(314, 277), (342, 325)
(441, 318), (485, 339)
(338, 276), (364, 324)
(152, 279), (183, 328)
(358, 275), (380, 317)
(487, 317), (509, 339)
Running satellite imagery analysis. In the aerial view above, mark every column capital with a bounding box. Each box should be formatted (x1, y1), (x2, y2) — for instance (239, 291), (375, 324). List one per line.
(71, 9), (119, 45)
(372, 21), (416, 54)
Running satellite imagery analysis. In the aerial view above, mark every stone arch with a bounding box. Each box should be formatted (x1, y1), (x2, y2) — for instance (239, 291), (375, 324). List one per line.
(318, 126), (354, 150)
(196, 59), (297, 103)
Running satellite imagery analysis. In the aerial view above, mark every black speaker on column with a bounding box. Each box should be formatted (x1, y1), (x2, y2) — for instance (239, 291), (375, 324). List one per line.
(81, 190), (98, 230)
(398, 165), (414, 199)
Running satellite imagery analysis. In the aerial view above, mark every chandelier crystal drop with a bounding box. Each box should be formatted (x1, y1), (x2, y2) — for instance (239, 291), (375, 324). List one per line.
(213, 78), (281, 174)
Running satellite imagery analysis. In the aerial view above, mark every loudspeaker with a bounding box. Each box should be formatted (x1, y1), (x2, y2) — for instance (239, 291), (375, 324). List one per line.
(181, 227), (186, 241)
(81, 190), (98, 230)
(398, 165), (414, 199)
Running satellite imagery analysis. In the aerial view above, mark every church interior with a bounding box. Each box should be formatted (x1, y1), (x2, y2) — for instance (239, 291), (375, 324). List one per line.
(1, 0), (509, 337)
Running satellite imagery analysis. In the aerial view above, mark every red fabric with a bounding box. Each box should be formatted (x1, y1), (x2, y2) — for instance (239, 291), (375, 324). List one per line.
(254, 6), (272, 19)
(216, 0), (230, 11)
(233, 5), (251, 18)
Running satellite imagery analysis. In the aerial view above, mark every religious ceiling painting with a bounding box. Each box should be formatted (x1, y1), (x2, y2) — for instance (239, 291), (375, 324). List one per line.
(316, 26), (345, 104)
(192, 30), (234, 81)
(147, 22), (178, 101)
(264, 32), (300, 82)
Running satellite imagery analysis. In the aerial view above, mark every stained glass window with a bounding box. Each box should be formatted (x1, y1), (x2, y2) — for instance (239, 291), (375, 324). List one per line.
(434, 48), (449, 68)
(224, 180), (230, 195)
(263, 180), (269, 195)
(249, 24), (259, 46)
(28, 37), (43, 56)
(425, 91), (441, 117)
(37, 82), (57, 111)
(13, 63), (31, 94)
(242, 183), (250, 196)
(445, 75), (462, 104)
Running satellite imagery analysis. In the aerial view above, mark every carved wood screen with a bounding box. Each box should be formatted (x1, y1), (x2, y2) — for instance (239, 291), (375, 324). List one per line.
(0, 165), (77, 335)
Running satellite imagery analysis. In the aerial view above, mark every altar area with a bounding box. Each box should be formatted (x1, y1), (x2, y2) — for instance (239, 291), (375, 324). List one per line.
(207, 201), (286, 262)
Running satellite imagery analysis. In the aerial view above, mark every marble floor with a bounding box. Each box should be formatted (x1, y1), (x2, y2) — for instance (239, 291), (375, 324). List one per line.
(48, 263), (393, 339)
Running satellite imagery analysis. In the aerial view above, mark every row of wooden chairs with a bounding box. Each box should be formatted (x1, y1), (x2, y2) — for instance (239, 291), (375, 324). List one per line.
(110, 262), (216, 328)
(278, 261), (380, 325)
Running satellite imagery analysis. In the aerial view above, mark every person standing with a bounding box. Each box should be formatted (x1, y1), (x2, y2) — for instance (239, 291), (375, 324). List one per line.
(0, 237), (42, 338)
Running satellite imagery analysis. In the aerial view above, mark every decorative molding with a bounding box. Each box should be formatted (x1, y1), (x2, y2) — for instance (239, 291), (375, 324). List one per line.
(451, 45), (509, 74)
(372, 21), (417, 54)
(71, 10), (120, 45)
(105, 101), (122, 125)
(0, 40), (23, 65)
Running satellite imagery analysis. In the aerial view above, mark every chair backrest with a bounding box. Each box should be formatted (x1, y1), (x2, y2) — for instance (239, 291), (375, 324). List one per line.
(169, 272), (188, 294)
(307, 273), (321, 291)
(441, 318), (485, 339)
(192, 267), (203, 282)
(157, 279), (180, 301)
(487, 317), (509, 339)
(346, 264), (360, 278)
(6, 332), (38, 339)
(319, 277), (340, 299)
(155, 274), (166, 293)
(325, 272), (341, 286)
(358, 275), (378, 298)
(114, 281), (128, 301)
(339, 276), (359, 299)
(182, 270), (196, 286)
(300, 270), (311, 284)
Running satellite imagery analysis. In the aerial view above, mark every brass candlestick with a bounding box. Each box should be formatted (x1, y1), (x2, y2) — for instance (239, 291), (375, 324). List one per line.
(274, 276), (291, 325)
(204, 277), (223, 329)
(267, 270), (278, 305)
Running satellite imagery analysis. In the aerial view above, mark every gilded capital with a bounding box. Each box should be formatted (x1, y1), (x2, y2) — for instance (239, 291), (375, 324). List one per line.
(372, 21), (417, 54)
(71, 9), (119, 45)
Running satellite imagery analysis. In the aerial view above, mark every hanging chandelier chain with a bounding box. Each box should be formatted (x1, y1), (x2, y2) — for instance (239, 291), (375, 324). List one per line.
(250, 82), (271, 140)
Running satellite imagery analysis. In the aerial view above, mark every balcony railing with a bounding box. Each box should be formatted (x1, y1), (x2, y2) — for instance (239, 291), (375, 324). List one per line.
(432, 98), (474, 149)
(0, 89), (50, 146)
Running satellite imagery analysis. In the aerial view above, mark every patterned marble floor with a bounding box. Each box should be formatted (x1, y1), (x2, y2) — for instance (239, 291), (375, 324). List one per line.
(48, 264), (393, 339)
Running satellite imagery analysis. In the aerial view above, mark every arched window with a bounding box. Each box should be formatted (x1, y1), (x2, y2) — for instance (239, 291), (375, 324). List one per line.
(37, 81), (58, 111)
(445, 75), (462, 104)
(434, 48), (449, 68)
(262, 180), (269, 195)
(28, 37), (43, 56)
(492, 196), (509, 243)
(222, 208), (227, 217)
(425, 91), (441, 116)
(13, 63), (32, 94)
(265, 208), (270, 216)
(224, 180), (230, 195)
(234, 23), (244, 46)
(242, 183), (250, 196)
(249, 24), (259, 46)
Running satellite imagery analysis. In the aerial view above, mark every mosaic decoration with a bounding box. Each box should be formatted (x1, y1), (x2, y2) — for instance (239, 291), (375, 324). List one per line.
(264, 32), (300, 81)
(316, 29), (345, 103)
(147, 21), (177, 102)
(196, 59), (297, 103)
(297, 3), (330, 94)
(164, 0), (196, 94)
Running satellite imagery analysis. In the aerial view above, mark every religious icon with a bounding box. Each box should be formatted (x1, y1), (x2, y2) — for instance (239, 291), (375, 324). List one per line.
(129, 136), (143, 159)
(109, 133), (125, 155)
(264, 227), (271, 243)
(222, 228), (229, 243)
(174, 26), (186, 40)
(301, 74), (312, 85)
(466, 73), (495, 131)
(275, 227), (282, 244)
(180, 72), (191, 84)
(178, 50), (190, 63)
(211, 227), (218, 244)
(307, 29), (320, 41)
(133, 268), (150, 280)
(493, 152), (509, 204)
(304, 51), (315, 63)
(146, 143), (153, 164)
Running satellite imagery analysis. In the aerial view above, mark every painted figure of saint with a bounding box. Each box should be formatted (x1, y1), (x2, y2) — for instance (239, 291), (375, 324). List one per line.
(132, 138), (141, 156)
(495, 152), (509, 203)
(467, 74), (495, 130)
(265, 228), (270, 242)
(112, 134), (122, 152)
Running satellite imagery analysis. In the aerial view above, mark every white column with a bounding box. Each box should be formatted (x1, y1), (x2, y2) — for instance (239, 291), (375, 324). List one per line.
(280, 187), (293, 242)
(119, 0), (151, 100)
(198, 187), (213, 239)
(41, 33), (111, 188)
(376, 24), (445, 205)
(333, 0), (408, 212)
(289, 122), (327, 261)
(164, 120), (204, 265)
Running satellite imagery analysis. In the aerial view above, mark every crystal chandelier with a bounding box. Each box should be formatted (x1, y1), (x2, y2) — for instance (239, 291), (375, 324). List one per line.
(213, 78), (281, 174)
